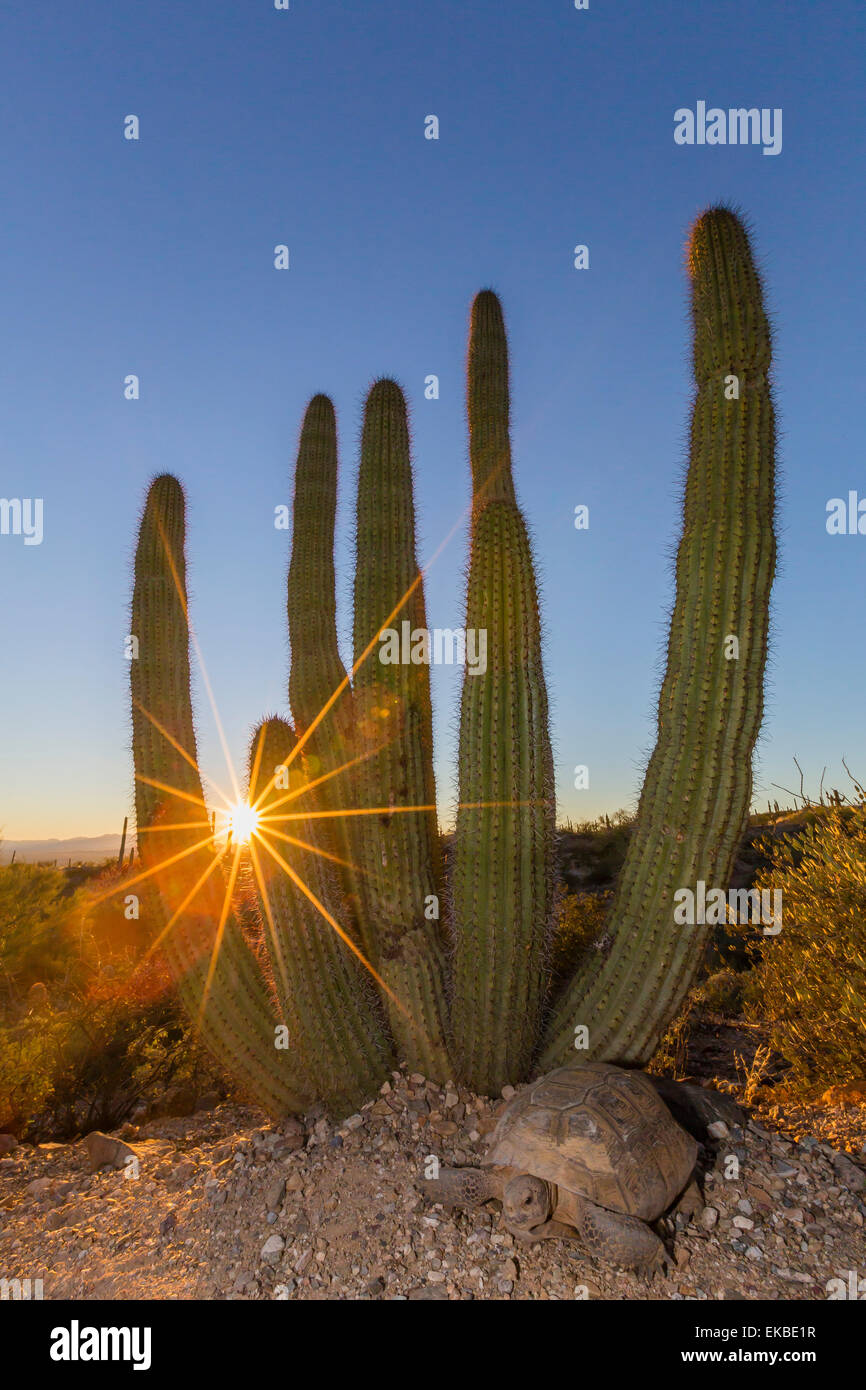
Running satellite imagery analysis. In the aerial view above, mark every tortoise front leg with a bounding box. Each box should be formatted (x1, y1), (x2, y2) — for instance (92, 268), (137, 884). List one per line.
(564, 1193), (670, 1274)
(506, 1218), (576, 1243)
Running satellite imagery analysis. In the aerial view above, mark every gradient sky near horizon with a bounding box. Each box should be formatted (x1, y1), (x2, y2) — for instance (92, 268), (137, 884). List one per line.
(1, 0), (864, 840)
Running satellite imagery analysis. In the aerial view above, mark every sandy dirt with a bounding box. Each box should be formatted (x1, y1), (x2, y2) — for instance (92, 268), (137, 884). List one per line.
(1, 1066), (864, 1302)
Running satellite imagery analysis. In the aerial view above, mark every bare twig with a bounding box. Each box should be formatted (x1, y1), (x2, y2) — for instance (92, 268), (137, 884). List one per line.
(793, 757), (809, 806)
(842, 757), (866, 803)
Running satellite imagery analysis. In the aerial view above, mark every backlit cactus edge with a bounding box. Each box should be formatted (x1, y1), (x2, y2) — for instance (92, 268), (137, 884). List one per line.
(129, 207), (776, 1112)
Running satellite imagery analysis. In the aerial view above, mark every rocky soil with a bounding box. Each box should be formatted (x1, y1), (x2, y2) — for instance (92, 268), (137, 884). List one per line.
(1, 1067), (864, 1301)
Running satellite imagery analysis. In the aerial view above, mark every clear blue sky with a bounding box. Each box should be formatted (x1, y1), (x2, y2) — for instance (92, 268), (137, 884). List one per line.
(1, 0), (864, 839)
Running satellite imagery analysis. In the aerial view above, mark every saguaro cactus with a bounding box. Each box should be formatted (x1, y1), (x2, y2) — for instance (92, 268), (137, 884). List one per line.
(540, 207), (776, 1068)
(125, 210), (777, 1117)
(450, 292), (557, 1095)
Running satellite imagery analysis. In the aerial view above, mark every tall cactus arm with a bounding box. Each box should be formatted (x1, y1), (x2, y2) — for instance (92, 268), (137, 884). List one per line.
(287, 394), (353, 745)
(451, 500), (557, 1093)
(286, 395), (362, 924)
(247, 718), (393, 1115)
(351, 379), (452, 1079)
(540, 207), (776, 1068)
(131, 475), (307, 1115)
(467, 290), (518, 510)
(451, 292), (557, 1095)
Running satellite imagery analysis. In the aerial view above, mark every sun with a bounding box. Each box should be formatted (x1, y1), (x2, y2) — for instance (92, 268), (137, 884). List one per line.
(227, 801), (260, 844)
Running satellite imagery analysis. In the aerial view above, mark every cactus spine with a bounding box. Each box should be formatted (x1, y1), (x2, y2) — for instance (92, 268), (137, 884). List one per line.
(349, 380), (452, 1078)
(286, 396), (360, 922)
(130, 476), (306, 1115)
(540, 207), (776, 1068)
(287, 396), (349, 753)
(451, 293), (557, 1095)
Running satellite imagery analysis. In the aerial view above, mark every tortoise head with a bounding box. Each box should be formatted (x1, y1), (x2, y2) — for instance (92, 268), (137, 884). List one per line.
(502, 1173), (553, 1235)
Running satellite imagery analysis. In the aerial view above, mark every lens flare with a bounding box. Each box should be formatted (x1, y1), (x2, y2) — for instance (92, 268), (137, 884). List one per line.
(227, 801), (260, 843)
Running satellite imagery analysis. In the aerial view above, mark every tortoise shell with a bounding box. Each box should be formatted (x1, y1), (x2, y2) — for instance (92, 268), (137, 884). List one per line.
(484, 1062), (697, 1220)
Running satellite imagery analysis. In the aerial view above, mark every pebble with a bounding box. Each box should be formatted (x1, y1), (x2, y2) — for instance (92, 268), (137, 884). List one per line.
(773, 1160), (799, 1178)
(26, 1178), (53, 1198)
(261, 1234), (285, 1262)
(264, 1178), (286, 1211)
(829, 1151), (865, 1192)
(81, 1131), (139, 1173)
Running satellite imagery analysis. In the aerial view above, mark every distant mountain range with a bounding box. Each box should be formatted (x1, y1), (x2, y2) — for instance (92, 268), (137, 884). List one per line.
(1, 834), (134, 865)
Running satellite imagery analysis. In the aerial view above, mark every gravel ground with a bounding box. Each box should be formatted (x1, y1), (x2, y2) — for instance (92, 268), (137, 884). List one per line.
(1, 1068), (864, 1301)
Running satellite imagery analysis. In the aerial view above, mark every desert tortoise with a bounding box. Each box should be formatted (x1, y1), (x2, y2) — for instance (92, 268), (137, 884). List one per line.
(424, 1062), (701, 1272)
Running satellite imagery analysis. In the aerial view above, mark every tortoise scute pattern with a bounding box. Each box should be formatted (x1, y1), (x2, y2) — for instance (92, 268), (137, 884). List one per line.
(455, 1170), (491, 1205)
(486, 1062), (697, 1222)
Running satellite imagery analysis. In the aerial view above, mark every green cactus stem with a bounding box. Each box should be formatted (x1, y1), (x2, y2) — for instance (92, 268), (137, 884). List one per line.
(451, 293), (557, 1095)
(540, 207), (776, 1069)
(351, 379), (452, 1079)
(467, 290), (519, 511)
(247, 717), (392, 1114)
(131, 475), (306, 1116)
(286, 396), (361, 911)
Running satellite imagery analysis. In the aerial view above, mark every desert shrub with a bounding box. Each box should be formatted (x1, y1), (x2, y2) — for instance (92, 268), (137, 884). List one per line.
(0, 864), (221, 1138)
(0, 965), (217, 1140)
(558, 815), (634, 890)
(0, 865), (84, 1007)
(693, 966), (749, 1016)
(561, 808), (634, 836)
(745, 805), (866, 1091)
(549, 889), (612, 989)
(646, 994), (696, 1080)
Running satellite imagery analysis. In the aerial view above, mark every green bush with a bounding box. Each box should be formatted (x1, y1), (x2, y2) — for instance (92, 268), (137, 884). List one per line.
(549, 889), (612, 991)
(0, 864), (83, 1006)
(693, 966), (749, 1016)
(0, 864), (221, 1139)
(746, 805), (866, 1091)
